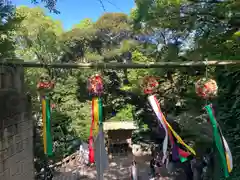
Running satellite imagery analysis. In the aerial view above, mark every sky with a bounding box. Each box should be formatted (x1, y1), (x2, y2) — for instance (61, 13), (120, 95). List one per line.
(11, 0), (135, 30)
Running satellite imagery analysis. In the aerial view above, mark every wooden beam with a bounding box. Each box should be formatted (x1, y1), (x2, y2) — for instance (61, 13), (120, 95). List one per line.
(0, 60), (240, 69)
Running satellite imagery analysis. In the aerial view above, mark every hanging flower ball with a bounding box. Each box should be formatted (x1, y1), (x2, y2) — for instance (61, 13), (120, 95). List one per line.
(141, 76), (159, 95)
(37, 74), (55, 95)
(195, 78), (218, 99)
(87, 74), (104, 96)
(51, 103), (56, 110)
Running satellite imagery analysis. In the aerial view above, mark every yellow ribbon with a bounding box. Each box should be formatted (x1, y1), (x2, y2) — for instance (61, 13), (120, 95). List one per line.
(42, 98), (47, 154)
(93, 97), (99, 136)
(161, 112), (196, 156)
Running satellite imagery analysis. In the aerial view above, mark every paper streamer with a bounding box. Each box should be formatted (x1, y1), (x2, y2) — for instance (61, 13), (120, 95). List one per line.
(130, 163), (138, 180)
(148, 95), (169, 163)
(94, 97), (109, 180)
(160, 110), (196, 156)
(89, 97), (103, 164)
(41, 96), (53, 156)
(42, 97), (47, 154)
(205, 104), (233, 177)
(212, 104), (233, 172)
(93, 97), (99, 135)
(222, 136), (233, 172)
(148, 95), (196, 162)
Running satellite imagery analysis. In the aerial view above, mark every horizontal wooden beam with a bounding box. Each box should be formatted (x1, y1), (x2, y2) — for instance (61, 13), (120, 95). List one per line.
(0, 60), (240, 69)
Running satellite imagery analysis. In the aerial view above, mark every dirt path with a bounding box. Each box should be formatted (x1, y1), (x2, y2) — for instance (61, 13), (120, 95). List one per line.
(53, 154), (151, 180)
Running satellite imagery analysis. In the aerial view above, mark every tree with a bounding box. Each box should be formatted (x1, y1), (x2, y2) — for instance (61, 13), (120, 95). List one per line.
(15, 6), (63, 63)
(0, 0), (19, 58)
(31, 0), (59, 13)
(72, 18), (94, 29)
(13, 6), (84, 172)
(15, 5), (64, 115)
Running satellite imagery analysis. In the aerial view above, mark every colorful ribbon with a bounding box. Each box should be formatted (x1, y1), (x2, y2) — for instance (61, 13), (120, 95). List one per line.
(130, 162), (138, 180)
(89, 97), (103, 163)
(160, 109), (196, 162)
(148, 95), (168, 163)
(205, 104), (233, 177)
(148, 95), (196, 163)
(41, 96), (53, 156)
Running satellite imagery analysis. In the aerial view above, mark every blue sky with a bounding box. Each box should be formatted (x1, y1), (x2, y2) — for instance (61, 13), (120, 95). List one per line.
(11, 0), (135, 30)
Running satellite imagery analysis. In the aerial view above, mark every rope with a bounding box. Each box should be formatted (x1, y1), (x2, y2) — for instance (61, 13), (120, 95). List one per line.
(97, 0), (106, 11)
(103, 0), (123, 11)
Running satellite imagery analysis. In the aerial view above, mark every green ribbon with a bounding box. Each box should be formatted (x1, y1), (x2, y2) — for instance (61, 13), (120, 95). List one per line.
(45, 96), (53, 156)
(98, 98), (103, 125)
(205, 104), (229, 178)
(180, 156), (188, 163)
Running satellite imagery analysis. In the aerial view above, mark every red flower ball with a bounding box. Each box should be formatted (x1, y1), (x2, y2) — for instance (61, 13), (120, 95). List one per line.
(141, 76), (159, 95)
(87, 74), (104, 96)
(37, 81), (55, 95)
(195, 78), (218, 99)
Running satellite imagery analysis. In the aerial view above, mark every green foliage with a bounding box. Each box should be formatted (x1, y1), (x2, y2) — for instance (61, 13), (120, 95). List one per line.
(108, 104), (133, 121)
(51, 110), (80, 159)
(0, 0), (20, 58)
(15, 6), (64, 63)
(31, 0), (59, 13)
(72, 18), (94, 29)
(95, 13), (130, 33)
(52, 72), (92, 141)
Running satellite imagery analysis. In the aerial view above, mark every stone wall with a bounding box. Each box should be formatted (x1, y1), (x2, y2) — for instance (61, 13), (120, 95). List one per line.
(0, 66), (34, 180)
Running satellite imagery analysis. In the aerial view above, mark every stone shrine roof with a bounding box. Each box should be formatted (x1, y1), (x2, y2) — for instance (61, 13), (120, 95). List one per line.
(103, 121), (137, 131)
